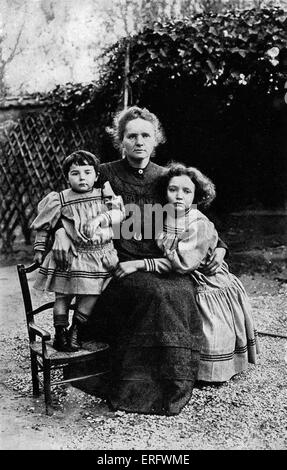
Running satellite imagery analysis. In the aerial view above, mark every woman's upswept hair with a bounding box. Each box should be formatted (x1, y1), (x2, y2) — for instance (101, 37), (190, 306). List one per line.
(62, 150), (100, 178)
(106, 106), (166, 150)
(160, 162), (216, 209)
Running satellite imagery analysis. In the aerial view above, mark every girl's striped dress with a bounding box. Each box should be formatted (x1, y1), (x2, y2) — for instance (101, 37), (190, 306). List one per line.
(156, 208), (259, 382)
(31, 182), (123, 295)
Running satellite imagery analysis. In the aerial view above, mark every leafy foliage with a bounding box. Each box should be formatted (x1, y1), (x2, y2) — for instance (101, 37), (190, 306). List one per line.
(48, 7), (287, 125)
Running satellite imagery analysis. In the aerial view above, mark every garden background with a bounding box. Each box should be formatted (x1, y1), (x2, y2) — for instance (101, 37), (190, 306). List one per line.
(0, 0), (287, 251)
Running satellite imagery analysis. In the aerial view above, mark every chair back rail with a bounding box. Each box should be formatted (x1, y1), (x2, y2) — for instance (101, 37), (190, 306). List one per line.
(17, 262), (76, 321)
(17, 263), (37, 341)
(27, 302), (54, 318)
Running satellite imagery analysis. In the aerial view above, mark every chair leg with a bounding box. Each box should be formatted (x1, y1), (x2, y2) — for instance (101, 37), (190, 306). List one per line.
(30, 351), (40, 396)
(43, 360), (52, 415)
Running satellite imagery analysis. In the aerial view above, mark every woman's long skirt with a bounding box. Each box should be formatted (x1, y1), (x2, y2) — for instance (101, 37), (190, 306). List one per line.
(91, 271), (203, 416)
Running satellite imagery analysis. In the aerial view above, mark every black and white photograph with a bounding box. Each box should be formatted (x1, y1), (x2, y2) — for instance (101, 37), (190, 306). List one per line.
(0, 0), (286, 454)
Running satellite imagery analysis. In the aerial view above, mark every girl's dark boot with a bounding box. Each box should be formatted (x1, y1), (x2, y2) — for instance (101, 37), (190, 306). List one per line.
(53, 326), (70, 351)
(69, 317), (82, 351)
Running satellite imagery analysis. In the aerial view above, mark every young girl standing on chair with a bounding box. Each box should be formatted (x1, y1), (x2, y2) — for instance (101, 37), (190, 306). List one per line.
(153, 162), (259, 382)
(31, 150), (124, 352)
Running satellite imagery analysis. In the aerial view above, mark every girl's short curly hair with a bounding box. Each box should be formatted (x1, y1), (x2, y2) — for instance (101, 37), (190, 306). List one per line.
(106, 106), (166, 150)
(62, 150), (100, 178)
(160, 162), (216, 209)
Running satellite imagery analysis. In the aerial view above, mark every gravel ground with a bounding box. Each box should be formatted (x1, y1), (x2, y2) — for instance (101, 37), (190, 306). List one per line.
(1, 217), (287, 450)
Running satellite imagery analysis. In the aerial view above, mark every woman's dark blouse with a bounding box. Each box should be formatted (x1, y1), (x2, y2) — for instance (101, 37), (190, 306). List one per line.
(99, 158), (166, 261)
(98, 158), (227, 262)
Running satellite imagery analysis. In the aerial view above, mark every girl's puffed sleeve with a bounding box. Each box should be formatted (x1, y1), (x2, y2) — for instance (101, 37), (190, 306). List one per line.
(30, 192), (62, 252)
(101, 181), (125, 226)
(166, 218), (218, 274)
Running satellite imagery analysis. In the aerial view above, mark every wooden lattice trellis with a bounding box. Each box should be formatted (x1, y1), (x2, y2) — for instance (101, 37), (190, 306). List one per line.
(0, 112), (98, 252)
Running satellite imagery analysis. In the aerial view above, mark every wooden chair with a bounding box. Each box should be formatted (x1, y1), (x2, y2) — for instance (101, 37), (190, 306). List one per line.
(17, 262), (110, 414)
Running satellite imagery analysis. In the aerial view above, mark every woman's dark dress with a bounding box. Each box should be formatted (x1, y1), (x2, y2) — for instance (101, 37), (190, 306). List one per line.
(90, 158), (203, 415)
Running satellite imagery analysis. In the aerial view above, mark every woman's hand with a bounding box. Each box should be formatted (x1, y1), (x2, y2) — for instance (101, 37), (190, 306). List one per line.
(52, 228), (77, 271)
(113, 260), (145, 279)
(83, 215), (104, 240)
(200, 247), (226, 275)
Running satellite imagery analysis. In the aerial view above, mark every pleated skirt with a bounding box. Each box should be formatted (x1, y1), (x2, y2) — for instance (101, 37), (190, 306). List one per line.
(192, 262), (260, 382)
(33, 241), (119, 295)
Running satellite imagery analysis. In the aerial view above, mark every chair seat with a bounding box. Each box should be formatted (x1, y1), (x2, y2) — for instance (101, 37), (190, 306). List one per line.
(30, 340), (110, 363)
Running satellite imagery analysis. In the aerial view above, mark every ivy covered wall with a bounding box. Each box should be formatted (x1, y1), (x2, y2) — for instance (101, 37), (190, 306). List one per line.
(48, 7), (287, 211)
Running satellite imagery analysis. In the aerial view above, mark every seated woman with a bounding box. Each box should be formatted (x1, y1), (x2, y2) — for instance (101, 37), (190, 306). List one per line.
(52, 106), (227, 416)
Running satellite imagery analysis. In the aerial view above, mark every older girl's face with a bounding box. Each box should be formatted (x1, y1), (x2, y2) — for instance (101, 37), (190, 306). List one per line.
(122, 118), (156, 166)
(167, 175), (195, 213)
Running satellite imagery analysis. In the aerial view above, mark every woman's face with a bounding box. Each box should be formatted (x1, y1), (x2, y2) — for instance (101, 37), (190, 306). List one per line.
(167, 175), (195, 213)
(122, 118), (156, 165)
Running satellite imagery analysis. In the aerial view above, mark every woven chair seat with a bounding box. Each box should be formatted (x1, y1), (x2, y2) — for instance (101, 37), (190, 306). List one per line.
(30, 340), (109, 362)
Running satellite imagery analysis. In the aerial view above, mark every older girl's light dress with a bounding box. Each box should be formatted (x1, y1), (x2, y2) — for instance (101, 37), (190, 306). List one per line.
(31, 182), (123, 295)
(156, 208), (259, 383)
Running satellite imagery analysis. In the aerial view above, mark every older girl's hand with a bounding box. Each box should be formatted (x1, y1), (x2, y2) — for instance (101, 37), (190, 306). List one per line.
(52, 228), (77, 271)
(201, 247), (226, 275)
(113, 260), (145, 279)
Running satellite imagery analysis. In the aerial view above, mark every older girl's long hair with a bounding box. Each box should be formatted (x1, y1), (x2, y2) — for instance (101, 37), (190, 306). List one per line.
(160, 162), (216, 209)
